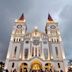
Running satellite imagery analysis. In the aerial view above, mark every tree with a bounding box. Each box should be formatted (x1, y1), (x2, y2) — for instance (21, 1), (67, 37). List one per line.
(0, 66), (3, 72)
(0, 61), (4, 72)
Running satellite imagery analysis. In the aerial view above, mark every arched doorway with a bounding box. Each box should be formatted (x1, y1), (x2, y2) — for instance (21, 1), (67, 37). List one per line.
(45, 63), (53, 72)
(20, 63), (28, 72)
(30, 60), (42, 72)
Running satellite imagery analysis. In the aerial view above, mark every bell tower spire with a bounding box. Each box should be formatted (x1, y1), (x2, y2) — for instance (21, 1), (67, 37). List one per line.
(45, 13), (58, 34)
(45, 13), (53, 34)
(44, 13), (66, 72)
(19, 13), (24, 20)
(48, 13), (53, 21)
(15, 13), (27, 33)
(15, 13), (26, 24)
(5, 14), (28, 70)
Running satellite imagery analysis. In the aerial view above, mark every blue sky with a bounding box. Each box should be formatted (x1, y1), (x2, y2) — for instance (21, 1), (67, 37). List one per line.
(0, 0), (72, 60)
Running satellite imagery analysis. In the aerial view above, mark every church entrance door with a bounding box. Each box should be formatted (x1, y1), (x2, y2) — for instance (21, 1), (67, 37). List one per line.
(30, 60), (42, 72)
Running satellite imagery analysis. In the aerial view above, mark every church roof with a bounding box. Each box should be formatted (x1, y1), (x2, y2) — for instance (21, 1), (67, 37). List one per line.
(15, 13), (26, 23)
(47, 13), (58, 24)
(48, 14), (53, 21)
(19, 13), (24, 20)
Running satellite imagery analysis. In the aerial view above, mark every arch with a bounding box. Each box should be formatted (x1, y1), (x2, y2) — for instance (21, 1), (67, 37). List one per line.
(30, 60), (42, 71)
(58, 63), (60, 68)
(45, 63), (52, 70)
(12, 62), (14, 68)
(20, 63), (28, 72)
(23, 63), (27, 65)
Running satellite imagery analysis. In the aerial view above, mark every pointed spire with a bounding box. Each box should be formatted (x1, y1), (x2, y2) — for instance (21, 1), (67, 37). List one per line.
(15, 13), (26, 23)
(19, 13), (24, 20)
(48, 13), (53, 21)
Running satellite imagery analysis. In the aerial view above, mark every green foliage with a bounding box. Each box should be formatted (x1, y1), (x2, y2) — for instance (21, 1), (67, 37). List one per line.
(0, 67), (3, 72)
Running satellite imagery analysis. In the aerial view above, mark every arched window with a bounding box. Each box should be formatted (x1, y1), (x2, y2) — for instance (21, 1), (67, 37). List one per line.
(25, 40), (29, 44)
(20, 63), (28, 72)
(58, 63), (60, 68)
(45, 63), (51, 70)
(35, 48), (37, 56)
(45, 63), (48, 66)
(32, 48), (34, 57)
(25, 49), (28, 59)
(12, 63), (14, 68)
(14, 46), (17, 57)
(14, 38), (15, 42)
(55, 47), (58, 57)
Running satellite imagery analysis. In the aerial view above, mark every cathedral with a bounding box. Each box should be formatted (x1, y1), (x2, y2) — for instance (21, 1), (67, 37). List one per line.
(4, 14), (67, 72)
